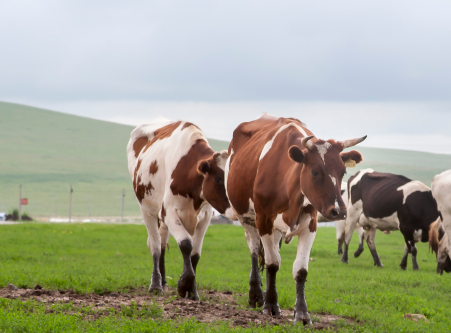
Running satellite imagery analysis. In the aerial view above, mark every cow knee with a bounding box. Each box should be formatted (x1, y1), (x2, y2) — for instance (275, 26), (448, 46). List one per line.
(295, 268), (308, 283)
(411, 245), (417, 257)
(179, 239), (193, 255)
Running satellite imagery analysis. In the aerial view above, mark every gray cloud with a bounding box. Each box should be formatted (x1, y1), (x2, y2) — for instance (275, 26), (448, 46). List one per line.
(1, 0), (451, 102)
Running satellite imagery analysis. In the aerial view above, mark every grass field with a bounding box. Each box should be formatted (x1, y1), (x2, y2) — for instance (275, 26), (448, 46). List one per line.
(1, 223), (450, 332)
(1, 101), (451, 219)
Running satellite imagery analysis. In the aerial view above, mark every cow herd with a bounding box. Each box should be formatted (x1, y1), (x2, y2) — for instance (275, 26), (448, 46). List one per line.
(126, 114), (450, 325)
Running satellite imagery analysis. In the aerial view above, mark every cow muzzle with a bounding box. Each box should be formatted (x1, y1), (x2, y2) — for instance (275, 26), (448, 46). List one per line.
(327, 207), (347, 221)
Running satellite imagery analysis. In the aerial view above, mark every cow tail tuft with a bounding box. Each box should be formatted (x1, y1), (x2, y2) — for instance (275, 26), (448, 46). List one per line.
(429, 217), (442, 255)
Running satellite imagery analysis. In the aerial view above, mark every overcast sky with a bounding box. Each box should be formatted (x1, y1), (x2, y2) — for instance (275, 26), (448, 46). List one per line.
(1, 1), (451, 153)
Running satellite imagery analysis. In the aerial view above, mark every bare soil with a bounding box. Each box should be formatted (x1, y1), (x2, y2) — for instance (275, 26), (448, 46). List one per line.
(0, 285), (354, 329)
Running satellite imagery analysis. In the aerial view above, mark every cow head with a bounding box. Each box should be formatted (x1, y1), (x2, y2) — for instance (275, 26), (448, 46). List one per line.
(288, 135), (366, 221)
(197, 150), (234, 218)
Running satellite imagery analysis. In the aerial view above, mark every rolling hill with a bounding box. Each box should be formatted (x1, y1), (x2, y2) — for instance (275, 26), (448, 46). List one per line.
(1, 101), (450, 218)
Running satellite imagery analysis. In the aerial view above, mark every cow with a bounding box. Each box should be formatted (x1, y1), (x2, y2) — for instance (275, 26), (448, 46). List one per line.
(335, 184), (365, 255)
(341, 169), (440, 270)
(127, 117), (234, 300)
(430, 169), (451, 274)
(225, 113), (366, 324)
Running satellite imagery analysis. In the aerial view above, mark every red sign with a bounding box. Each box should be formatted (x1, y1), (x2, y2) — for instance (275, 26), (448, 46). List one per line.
(21, 198), (28, 205)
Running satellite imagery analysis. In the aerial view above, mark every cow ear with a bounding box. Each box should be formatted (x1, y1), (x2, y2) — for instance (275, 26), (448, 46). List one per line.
(197, 160), (211, 176)
(340, 150), (363, 164)
(288, 145), (305, 164)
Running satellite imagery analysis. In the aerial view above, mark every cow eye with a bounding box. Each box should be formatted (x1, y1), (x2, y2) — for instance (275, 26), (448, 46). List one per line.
(215, 176), (222, 184)
(311, 169), (319, 177)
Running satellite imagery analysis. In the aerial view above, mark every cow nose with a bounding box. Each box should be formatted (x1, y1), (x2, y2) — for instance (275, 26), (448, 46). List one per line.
(331, 208), (339, 218)
(329, 207), (346, 220)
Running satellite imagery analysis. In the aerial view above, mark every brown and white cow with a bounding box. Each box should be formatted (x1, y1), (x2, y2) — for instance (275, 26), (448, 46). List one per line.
(430, 169), (451, 274)
(225, 113), (365, 324)
(127, 117), (233, 299)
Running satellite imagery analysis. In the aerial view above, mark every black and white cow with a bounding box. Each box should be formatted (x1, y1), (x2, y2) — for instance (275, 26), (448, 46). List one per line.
(341, 168), (440, 270)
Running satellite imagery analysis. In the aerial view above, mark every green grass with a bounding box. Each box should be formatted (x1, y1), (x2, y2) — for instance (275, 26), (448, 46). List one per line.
(1, 223), (449, 332)
(1, 100), (450, 218)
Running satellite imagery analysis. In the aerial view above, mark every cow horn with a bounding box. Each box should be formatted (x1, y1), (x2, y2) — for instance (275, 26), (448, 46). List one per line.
(341, 135), (367, 149)
(301, 135), (314, 150)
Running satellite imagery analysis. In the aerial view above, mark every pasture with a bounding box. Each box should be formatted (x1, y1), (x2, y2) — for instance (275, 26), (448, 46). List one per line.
(1, 223), (450, 332)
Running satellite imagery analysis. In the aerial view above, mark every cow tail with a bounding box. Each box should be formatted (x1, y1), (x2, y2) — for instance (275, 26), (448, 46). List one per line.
(258, 240), (265, 273)
(429, 217), (443, 255)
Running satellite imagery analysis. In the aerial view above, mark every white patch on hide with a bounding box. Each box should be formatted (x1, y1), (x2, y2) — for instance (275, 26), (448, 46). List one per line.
(397, 181), (431, 204)
(316, 142), (332, 164)
(259, 122), (309, 161)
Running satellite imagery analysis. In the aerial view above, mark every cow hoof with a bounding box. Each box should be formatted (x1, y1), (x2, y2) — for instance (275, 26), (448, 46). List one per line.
(354, 248), (364, 258)
(341, 258), (348, 264)
(248, 286), (264, 308)
(413, 267), (420, 271)
(148, 286), (163, 294)
(400, 265), (407, 271)
(294, 311), (312, 325)
(183, 290), (199, 301)
(162, 284), (169, 291)
(177, 271), (195, 299)
(337, 249), (343, 255)
(374, 262), (384, 268)
(262, 303), (281, 317)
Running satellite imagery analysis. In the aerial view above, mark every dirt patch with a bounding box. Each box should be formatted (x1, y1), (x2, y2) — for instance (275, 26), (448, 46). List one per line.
(0, 285), (353, 329)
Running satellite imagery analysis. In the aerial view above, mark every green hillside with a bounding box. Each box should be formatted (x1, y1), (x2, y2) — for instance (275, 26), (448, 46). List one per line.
(0, 101), (450, 218)
(0, 102), (227, 218)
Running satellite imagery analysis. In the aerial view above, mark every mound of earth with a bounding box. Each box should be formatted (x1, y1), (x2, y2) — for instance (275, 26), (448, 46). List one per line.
(0, 285), (354, 329)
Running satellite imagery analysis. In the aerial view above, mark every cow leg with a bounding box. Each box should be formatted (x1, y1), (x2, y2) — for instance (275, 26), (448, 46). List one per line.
(141, 207), (163, 293)
(336, 220), (345, 255)
(410, 241), (420, 271)
(341, 207), (361, 264)
(293, 227), (316, 325)
(364, 227), (383, 267)
(261, 230), (283, 317)
(189, 205), (213, 300)
(354, 227), (365, 258)
(399, 244), (409, 270)
(240, 221), (264, 308)
(159, 221), (171, 290)
(164, 208), (197, 300)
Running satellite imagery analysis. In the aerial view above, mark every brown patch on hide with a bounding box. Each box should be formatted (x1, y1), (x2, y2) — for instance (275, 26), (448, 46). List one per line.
(170, 139), (212, 211)
(149, 160), (159, 174)
(133, 136), (149, 158)
(182, 122), (200, 131)
(303, 205), (318, 233)
(142, 121), (182, 154)
(133, 159), (154, 203)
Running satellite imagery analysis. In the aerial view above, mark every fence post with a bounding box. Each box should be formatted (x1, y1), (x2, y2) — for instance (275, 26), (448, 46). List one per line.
(121, 188), (125, 222)
(19, 184), (22, 221)
(69, 184), (73, 223)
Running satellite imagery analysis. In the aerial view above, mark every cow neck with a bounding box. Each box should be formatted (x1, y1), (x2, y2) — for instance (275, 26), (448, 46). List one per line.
(170, 139), (213, 212)
(280, 161), (308, 228)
